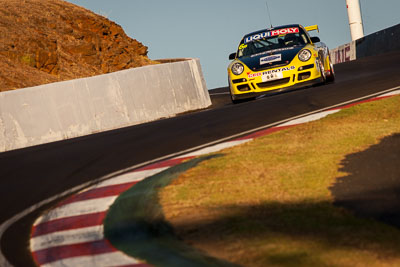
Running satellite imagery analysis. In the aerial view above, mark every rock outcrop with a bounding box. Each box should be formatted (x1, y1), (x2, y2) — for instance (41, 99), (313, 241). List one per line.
(0, 0), (157, 92)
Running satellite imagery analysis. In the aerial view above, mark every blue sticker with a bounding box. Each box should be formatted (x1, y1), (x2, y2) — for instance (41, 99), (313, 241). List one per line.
(260, 54), (282, 65)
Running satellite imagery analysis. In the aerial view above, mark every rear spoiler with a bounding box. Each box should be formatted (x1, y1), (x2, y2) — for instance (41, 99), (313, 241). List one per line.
(305, 25), (319, 33)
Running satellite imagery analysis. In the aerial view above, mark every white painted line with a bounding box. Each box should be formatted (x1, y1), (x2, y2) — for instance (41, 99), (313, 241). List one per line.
(209, 92), (230, 96)
(31, 225), (103, 252)
(33, 196), (117, 226)
(379, 89), (400, 97)
(279, 110), (340, 127)
(179, 139), (252, 158)
(40, 251), (141, 267)
(93, 167), (169, 189)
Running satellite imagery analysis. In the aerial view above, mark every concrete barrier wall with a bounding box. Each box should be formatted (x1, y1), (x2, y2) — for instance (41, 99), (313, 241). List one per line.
(0, 58), (211, 152)
(356, 23), (400, 58)
(330, 23), (400, 65)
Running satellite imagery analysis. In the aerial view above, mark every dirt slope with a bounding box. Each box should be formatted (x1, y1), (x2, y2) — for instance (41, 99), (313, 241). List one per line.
(0, 0), (156, 92)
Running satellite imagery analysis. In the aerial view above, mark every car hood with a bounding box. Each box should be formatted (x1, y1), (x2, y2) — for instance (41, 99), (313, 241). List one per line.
(239, 45), (305, 71)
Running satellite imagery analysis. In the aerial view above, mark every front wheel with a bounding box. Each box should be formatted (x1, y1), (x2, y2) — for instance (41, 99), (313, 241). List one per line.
(318, 57), (327, 84)
(229, 85), (240, 104)
(326, 59), (335, 83)
(230, 94), (249, 104)
(231, 96), (242, 104)
(230, 91), (255, 104)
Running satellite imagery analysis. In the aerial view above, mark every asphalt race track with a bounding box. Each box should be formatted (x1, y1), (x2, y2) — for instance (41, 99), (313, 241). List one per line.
(1, 50), (400, 266)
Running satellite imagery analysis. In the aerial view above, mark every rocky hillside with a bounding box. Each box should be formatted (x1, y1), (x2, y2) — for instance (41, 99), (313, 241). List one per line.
(0, 0), (156, 92)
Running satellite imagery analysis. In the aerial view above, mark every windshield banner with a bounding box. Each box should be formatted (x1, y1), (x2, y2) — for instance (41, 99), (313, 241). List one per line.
(244, 27), (299, 44)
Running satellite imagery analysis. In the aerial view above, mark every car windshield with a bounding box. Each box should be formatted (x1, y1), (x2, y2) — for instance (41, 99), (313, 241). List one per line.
(237, 30), (309, 58)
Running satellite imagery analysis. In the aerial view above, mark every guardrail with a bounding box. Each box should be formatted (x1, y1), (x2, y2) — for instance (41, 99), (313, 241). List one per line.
(330, 23), (400, 64)
(0, 58), (211, 152)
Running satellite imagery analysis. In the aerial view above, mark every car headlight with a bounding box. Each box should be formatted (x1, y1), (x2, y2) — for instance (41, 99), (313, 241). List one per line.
(298, 49), (312, 62)
(231, 62), (244, 75)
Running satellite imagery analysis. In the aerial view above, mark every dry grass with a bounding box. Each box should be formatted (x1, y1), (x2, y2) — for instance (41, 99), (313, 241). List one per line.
(159, 95), (400, 266)
(0, 0), (156, 91)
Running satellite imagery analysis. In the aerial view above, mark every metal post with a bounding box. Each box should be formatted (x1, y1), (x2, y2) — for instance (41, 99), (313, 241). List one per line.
(346, 0), (364, 41)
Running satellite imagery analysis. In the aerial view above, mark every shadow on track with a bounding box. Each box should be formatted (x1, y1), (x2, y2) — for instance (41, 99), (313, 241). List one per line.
(330, 133), (400, 227)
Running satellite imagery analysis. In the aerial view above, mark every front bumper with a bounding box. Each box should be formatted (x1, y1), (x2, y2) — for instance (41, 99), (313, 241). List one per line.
(231, 77), (323, 100)
(229, 60), (323, 100)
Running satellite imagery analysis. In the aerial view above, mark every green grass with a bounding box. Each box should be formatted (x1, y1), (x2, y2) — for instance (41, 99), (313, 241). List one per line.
(159, 95), (400, 267)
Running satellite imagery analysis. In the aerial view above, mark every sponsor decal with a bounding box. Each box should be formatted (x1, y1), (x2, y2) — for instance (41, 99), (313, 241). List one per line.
(270, 27), (299, 36)
(251, 47), (295, 58)
(260, 54), (281, 65)
(244, 27), (299, 44)
(263, 66), (295, 75)
(247, 66), (295, 78)
(244, 32), (270, 44)
(247, 72), (262, 78)
(239, 44), (248, 50)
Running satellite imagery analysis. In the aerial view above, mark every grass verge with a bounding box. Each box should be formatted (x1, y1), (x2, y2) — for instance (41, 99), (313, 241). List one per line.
(159, 94), (400, 267)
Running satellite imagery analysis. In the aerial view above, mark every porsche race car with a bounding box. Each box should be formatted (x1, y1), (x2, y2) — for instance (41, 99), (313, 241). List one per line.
(228, 24), (335, 103)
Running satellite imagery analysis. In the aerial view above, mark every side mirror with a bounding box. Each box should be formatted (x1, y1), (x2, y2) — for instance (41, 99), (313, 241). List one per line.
(311, 36), (320, 43)
(229, 53), (236, 60)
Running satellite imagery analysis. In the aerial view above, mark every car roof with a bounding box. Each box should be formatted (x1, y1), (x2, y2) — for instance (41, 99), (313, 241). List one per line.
(243, 24), (303, 39)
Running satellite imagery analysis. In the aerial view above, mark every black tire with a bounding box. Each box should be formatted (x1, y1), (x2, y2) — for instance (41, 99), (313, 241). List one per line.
(229, 85), (240, 104)
(326, 58), (336, 83)
(231, 97), (242, 104)
(318, 57), (327, 84)
(230, 94), (247, 104)
(230, 92), (255, 104)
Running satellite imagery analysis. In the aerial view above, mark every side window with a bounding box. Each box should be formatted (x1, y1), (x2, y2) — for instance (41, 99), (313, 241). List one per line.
(301, 34), (308, 44)
(299, 28), (311, 44)
(237, 42), (246, 57)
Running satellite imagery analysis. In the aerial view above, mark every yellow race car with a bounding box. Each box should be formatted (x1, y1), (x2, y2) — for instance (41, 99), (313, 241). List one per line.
(228, 24), (335, 103)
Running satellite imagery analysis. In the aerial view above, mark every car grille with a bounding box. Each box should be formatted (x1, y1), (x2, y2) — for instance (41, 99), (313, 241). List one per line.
(257, 78), (290, 88)
(298, 72), (311, 81)
(237, 84), (251, 91)
(232, 78), (247, 84)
